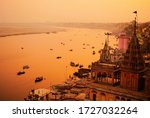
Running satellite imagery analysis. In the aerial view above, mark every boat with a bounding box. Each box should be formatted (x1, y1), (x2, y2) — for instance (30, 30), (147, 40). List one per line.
(92, 51), (96, 55)
(70, 62), (75, 66)
(73, 68), (91, 78)
(17, 71), (25, 75)
(79, 65), (83, 68)
(24, 88), (50, 101)
(23, 65), (30, 69)
(60, 42), (65, 45)
(75, 63), (79, 67)
(35, 76), (44, 83)
(56, 56), (62, 59)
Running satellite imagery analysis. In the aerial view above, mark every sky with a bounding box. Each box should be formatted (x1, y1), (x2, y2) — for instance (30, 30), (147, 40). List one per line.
(0, 0), (150, 23)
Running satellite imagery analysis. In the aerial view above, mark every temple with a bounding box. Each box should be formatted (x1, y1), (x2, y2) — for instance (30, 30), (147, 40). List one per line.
(120, 16), (146, 91)
(89, 13), (150, 101)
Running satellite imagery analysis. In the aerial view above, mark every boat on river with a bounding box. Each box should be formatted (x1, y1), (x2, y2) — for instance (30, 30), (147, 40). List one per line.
(35, 76), (44, 83)
(23, 65), (30, 69)
(17, 71), (25, 75)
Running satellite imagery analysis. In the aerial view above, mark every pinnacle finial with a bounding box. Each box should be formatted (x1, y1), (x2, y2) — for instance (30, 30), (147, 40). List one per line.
(133, 11), (137, 36)
(104, 32), (111, 45)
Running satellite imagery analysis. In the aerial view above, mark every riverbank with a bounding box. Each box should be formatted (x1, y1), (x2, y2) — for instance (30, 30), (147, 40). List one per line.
(0, 23), (65, 37)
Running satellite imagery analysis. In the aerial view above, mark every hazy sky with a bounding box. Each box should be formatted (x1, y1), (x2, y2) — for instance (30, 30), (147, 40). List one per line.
(0, 0), (150, 23)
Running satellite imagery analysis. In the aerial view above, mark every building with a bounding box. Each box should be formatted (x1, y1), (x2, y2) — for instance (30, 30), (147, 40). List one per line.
(89, 17), (150, 101)
(118, 33), (129, 52)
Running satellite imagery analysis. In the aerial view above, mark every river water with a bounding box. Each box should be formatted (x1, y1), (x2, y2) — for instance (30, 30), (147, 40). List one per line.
(0, 27), (117, 100)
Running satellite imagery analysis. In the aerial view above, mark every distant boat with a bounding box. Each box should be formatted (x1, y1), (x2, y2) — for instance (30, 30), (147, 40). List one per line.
(70, 62), (75, 66)
(79, 65), (83, 68)
(23, 65), (30, 70)
(17, 71), (25, 75)
(75, 63), (79, 67)
(56, 56), (62, 59)
(92, 51), (96, 55)
(61, 42), (65, 45)
(50, 48), (53, 51)
(69, 49), (73, 52)
(21, 47), (24, 50)
(35, 76), (44, 83)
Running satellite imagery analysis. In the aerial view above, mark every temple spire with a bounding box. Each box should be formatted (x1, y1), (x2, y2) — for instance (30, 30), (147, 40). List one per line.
(120, 11), (145, 91)
(133, 11), (137, 36)
(99, 32), (111, 63)
(121, 11), (145, 71)
(104, 32), (111, 46)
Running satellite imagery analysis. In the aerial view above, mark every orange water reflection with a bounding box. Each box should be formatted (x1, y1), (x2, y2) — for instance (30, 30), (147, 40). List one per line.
(0, 28), (117, 100)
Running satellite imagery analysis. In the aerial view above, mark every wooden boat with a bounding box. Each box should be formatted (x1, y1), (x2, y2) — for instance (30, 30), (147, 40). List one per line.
(56, 56), (62, 59)
(70, 61), (75, 66)
(79, 65), (83, 68)
(23, 65), (29, 69)
(17, 71), (25, 75)
(35, 76), (44, 83)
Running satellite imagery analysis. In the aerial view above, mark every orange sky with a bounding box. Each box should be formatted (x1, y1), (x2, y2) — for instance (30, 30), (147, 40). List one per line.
(0, 0), (149, 23)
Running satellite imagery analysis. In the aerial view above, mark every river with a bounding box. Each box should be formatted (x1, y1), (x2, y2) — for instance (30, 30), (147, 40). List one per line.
(0, 27), (117, 100)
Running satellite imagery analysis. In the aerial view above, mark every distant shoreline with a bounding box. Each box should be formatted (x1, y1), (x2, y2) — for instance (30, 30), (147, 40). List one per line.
(0, 24), (66, 38)
(0, 31), (55, 38)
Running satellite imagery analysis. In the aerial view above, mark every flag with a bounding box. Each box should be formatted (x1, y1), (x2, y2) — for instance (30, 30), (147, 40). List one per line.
(133, 11), (137, 13)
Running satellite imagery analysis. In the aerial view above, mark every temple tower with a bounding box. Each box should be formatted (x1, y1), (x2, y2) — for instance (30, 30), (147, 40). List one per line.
(120, 12), (145, 91)
(100, 32), (111, 63)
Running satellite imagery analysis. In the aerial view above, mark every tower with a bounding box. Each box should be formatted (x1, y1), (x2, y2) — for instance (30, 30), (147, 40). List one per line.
(100, 32), (111, 63)
(120, 11), (145, 91)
